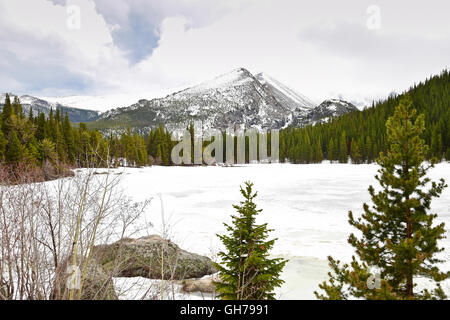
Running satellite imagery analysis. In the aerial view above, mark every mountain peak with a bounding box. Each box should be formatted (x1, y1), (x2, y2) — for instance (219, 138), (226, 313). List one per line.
(255, 72), (317, 111)
(95, 68), (356, 132)
(306, 99), (359, 124)
(186, 67), (254, 93)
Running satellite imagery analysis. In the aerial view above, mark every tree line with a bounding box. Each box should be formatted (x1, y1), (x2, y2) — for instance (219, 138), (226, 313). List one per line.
(279, 69), (450, 164)
(0, 94), (175, 173)
(1, 70), (448, 171)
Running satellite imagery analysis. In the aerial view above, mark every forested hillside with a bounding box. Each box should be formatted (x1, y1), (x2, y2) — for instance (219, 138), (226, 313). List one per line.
(1, 70), (448, 172)
(0, 94), (175, 175)
(279, 70), (450, 164)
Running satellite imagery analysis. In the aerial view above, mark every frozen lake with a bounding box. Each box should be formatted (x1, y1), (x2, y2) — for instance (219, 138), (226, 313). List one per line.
(114, 163), (450, 299)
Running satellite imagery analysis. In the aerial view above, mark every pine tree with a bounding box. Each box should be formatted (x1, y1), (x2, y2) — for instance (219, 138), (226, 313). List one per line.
(12, 96), (23, 118)
(430, 129), (443, 161)
(350, 138), (363, 164)
(315, 95), (449, 300)
(0, 129), (7, 161)
(39, 138), (58, 164)
(314, 139), (324, 163)
(35, 112), (47, 141)
(338, 131), (347, 163)
(327, 138), (335, 163)
(5, 131), (23, 163)
(63, 113), (75, 163)
(1, 93), (13, 137)
(365, 136), (373, 163)
(215, 182), (287, 300)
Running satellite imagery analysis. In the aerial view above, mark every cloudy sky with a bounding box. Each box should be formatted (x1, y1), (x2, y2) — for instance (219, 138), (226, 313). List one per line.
(0, 0), (449, 110)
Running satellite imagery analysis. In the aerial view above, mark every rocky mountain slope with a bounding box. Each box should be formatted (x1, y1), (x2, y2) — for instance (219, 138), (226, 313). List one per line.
(96, 68), (311, 132)
(307, 99), (359, 124)
(0, 94), (100, 123)
(95, 68), (358, 132)
(2, 68), (359, 130)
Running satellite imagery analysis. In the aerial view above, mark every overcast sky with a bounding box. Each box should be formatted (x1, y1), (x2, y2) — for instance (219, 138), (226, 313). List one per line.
(0, 0), (449, 109)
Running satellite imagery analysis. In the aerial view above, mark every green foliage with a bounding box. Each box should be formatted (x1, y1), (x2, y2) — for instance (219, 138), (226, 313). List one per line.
(39, 138), (58, 164)
(0, 94), (168, 169)
(215, 182), (287, 300)
(0, 128), (7, 161)
(5, 131), (23, 163)
(280, 70), (450, 164)
(315, 96), (449, 300)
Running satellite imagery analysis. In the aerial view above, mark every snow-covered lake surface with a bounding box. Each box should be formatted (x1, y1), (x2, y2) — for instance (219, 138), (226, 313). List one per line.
(107, 163), (450, 299)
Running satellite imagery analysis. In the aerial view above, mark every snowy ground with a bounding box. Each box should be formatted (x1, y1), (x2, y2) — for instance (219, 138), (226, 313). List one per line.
(106, 163), (450, 299)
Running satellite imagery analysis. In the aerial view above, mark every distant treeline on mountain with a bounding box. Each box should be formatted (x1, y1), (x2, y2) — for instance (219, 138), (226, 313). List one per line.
(279, 70), (450, 163)
(0, 70), (448, 172)
(0, 94), (175, 176)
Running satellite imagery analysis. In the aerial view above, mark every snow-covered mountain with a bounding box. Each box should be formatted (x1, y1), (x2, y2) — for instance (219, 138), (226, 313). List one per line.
(96, 68), (354, 132)
(306, 99), (359, 124)
(40, 94), (147, 113)
(255, 72), (316, 114)
(98, 68), (301, 131)
(2, 68), (359, 130)
(0, 94), (100, 122)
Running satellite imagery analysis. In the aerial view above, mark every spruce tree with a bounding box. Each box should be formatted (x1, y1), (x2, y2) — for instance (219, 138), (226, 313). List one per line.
(0, 129), (7, 161)
(6, 131), (23, 163)
(327, 138), (335, 163)
(63, 113), (75, 163)
(315, 139), (324, 163)
(350, 138), (363, 164)
(215, 182), (287, 300)
(315, 95), (449, 300)
(1, 93), (13, 137)
(338, 131), (347, 163)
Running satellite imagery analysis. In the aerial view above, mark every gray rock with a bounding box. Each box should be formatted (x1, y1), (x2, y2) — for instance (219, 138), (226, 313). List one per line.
(94, 235), (217, 280)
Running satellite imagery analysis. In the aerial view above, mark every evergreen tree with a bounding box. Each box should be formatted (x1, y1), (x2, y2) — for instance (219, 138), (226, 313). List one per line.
(12, 96), (23, 118)
(338, 131), (347, 163)
(430, 129), (443, 161)
(365, 136), (373, 163)
(5, 131), (23, 163)
(315, 96), (449, 300)
(350, 138), (363, 164)
(39, 138), (58, 164)
(62, 113), (75, 162)
(327, 138), (336, 162)
(0, 129), (6, 161)
(1, 93), (13, 137)
(215, 182), (287, 300)
(314, 139), (324, 163)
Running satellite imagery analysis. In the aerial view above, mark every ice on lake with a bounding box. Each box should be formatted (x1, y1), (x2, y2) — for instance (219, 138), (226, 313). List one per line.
(113, 163), (450, 299)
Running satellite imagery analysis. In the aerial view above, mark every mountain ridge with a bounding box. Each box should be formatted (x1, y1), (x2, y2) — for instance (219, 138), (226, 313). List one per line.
(93, 68), (358, 132)
(0, 93), (100, 123)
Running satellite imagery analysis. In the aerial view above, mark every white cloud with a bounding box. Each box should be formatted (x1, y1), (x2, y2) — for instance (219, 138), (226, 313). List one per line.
(0, 0), (449, 109)
(133, 0), (450, 104)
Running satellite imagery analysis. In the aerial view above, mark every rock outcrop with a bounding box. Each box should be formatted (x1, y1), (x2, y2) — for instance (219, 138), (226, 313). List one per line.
(93, 235), (217, 280)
